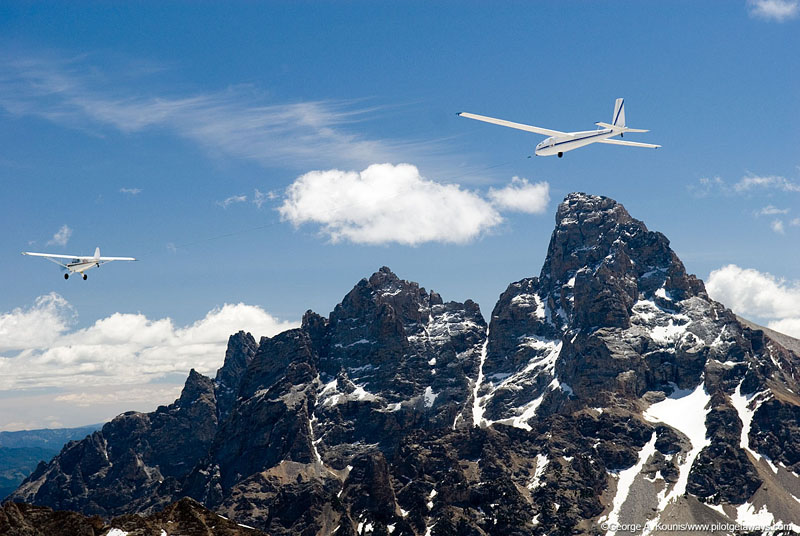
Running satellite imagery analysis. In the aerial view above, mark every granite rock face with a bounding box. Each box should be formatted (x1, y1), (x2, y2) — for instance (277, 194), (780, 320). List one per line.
(8, 193), (800, 535)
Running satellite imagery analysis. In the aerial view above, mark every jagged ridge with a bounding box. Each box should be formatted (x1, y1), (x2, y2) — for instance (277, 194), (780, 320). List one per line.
(7, 193), (800, 535)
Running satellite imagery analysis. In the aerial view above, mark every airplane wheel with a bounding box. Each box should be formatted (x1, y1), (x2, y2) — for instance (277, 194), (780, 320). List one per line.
(558, 152), (563, 158)
(83, 274), (88, 280)
(64, 273), (69, 280)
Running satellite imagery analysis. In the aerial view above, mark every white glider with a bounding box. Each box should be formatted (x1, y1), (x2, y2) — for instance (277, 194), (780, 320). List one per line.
(22, 247), (137, 280)
(458, 98), (660, 158)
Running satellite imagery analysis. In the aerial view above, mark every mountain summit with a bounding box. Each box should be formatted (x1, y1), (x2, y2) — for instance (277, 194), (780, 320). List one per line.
(8, 193), (800, 535)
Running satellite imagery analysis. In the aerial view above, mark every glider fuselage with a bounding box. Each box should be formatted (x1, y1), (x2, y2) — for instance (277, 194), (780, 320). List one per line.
(534, 128), (616, 157)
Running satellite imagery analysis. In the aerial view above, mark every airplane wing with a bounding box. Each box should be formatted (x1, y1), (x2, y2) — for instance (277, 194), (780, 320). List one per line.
(22, 251), (78, 259)
(597, 139), (661, 149)
(97, 256), (137, 261)
(458, 112), (566, 137)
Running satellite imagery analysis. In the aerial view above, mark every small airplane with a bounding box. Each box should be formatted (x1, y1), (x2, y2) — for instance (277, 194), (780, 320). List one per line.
(22, 247), (136, 280)
(458, 98), (660, 157)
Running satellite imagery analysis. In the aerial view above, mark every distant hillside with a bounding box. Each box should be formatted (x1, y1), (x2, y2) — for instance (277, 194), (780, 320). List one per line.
(0, 425), (100, 500)
(737, 315), (800, 355)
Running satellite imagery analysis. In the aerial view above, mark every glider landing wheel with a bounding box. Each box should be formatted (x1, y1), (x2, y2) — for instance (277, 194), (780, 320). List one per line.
(83, 274), (88, 280)
(64, 273), (69, 280)
(557, 152), (563, 158)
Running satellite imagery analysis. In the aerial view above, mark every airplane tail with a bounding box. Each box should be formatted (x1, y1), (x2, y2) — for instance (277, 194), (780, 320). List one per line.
(94, 247), (100, 260)
(596, 98), (648, 133)
(612, 98), (626, 128)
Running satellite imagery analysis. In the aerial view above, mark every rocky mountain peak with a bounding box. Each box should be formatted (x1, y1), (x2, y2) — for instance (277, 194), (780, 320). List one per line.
(10, 192), (800, 536)
(214, 331), (258, 420)
(179, 368), (216, 408)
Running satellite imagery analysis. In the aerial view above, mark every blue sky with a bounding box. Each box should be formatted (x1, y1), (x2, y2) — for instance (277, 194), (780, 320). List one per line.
(1, 1), (799, 429)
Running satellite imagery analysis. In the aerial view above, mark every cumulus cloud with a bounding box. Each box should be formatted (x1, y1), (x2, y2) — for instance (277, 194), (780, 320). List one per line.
(0, 294), (297, 390)
(46, 224), (72, 246)
(770, 219), (786, 234)
(748, 0), (799, 21)
(0, 293), (76, 352)
(487, 177), (550, 214)
(279, 163), (507, 245)
(217, 194), (247, 208)
(706, 264), (800, 337)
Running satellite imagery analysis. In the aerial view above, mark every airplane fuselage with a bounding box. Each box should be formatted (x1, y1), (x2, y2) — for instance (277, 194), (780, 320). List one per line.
(535, 128), (616, 157)
(66, 259), (101, 274)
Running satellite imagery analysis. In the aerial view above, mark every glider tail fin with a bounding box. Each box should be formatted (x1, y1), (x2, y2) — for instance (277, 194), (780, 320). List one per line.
(612, 98), (626, 128)
(595, 99), (649, 133)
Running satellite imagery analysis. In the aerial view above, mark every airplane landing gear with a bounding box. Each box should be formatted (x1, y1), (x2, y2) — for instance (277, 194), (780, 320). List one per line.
(557, 152), (563, 158)
(83, 274), (88, 280)
(64, 273), (69, 280)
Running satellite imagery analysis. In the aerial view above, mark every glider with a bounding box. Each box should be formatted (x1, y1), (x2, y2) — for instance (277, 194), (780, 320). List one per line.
(22, 247), (137, 280)
(458, 98), (660, 157)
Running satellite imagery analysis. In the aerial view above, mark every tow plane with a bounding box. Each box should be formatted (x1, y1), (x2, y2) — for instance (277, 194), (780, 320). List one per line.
(458, 98), (660, 157)
(22, 247), (136, 280)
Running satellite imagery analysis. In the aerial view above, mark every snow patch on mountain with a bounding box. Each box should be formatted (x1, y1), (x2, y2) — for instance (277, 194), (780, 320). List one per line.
(601, 432), (657, 536)
(644, 383), (711, 510)
(730, 380), (770, 459)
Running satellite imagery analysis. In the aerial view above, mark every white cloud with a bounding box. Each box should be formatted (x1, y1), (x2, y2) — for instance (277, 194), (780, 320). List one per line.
(120, 187), (141, 195)
(706, 264), (800, 337)
(734, 174), (800, 193)
(0, 294), (297, 390)
(791, 217), (800, 226)
(253, 189), (277, 209)
(769, 318), (800, 337)
(46, 224), (72, 246)
(771, 219), (785, 234)
(487, 177), (550, 214)
(691, 174), (800, 196)
(0, 55), (432, 168)
(0, 293), (76, 352)
(756, 205), (789, 216)
(217, 194), (247, 208)
(689, 176), (727, 197)
(748, 0), (799, 21)
(53, 386), (183, 408)
(279, 163), (505, 245)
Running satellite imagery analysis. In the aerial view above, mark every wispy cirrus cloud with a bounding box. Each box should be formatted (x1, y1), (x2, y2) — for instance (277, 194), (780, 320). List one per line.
(756, 204), (790, 216)
(46, 224), (72, 246)
(747, 0), (799, 21)
(120, 187), (142, 195)
(690, 173), (800, 235)
(690, 174), (800, 197)
(0, 54), (433, 169)
(217, 194), (248, 208)
(734, 174), (800, 192)
(253, 189), (277, 209)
